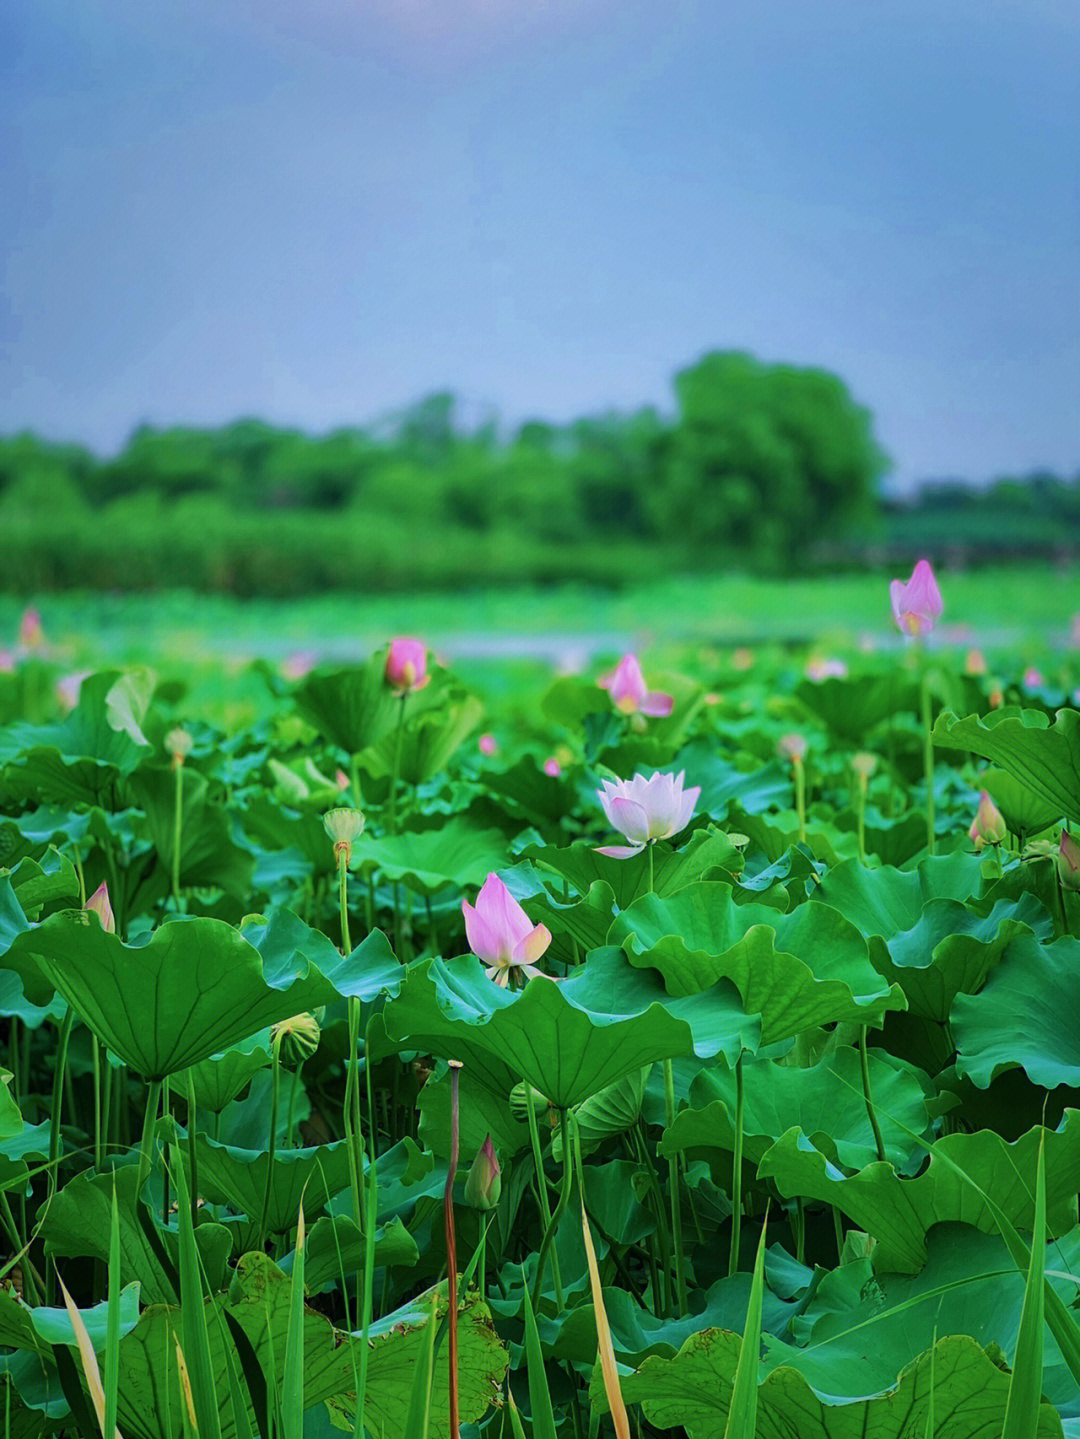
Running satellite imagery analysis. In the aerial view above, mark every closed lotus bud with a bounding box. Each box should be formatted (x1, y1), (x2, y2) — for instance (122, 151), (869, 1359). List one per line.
(85, 882), (115, 934)
(270, 1012), (321, 1066)
(463, 1134), (502, 1210)
(1057, 831), (1080, 892)
(323, 807), (365, 863)
(335, 768), (350, 790)
(964, 648), (988, 676)
(968, 791), (1007, 850)
(778, 733), (807, 764)
(478, 733), (498, 756)
(385, 638), (430, 694)
(166, 727), (194, 768)
(509, 1082), (550, 1124)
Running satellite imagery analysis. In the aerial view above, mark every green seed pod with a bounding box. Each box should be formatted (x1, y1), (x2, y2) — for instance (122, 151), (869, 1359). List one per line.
(270, 1012), (321, 1067)
(509, 1082), (550, 1125)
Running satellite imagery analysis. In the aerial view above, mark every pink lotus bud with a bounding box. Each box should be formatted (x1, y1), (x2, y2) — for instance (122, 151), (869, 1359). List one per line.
(335, 768), (350, 790)
(1058, 831), (1080, 892)
(890, 559), (943, 638)
(964, 649), (988, 676)
(598, 654), (673, 718)
(478, 733), (498, 756)
(85, 882), (115, 934)
(989, 688), (1003, 709)
(18, 607), (44, 650)
(281, 650), (317, 682)
(385, 638), (430, 694)
(596, 770), (700, 858)
(542, 757), (562, 778)
(463, 1134), (502, 1210)
(778, 733), (808, 764)
(462, 874), (551, 987)
(704, 692), (722, 706)
(1023, 667), (1044, 689)
(968, 791), (1007, 850)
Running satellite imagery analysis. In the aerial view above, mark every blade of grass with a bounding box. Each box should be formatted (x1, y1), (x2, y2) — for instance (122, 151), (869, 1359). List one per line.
(175, 1336), (198, 1439)
(57, 1272), (122, 1439)
(173, 1147), (224, 1439)
(1003, 1130), (1047, 1439)
(223, 1311), (275, 1439)
(580, 1196), (630, 1439)
(504, 1384), (528, 1439)
(722, 1213), (768, 1439)
(520, 1283), (559, 1439)
(402, 1290), (439, 1439)
(282, 1197), (306, 1439)
(103, 1183), (122, 1439)
(51, 1341), (104, 1439)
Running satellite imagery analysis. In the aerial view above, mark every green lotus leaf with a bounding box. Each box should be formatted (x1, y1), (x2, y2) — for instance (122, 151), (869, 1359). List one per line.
(349, 818), (510, 895)
(607, 1327), (1063, 1439)
(41, 1165), (231, 1303)
(176, 1029), (274, 1113)
(1, 907), (396, 1078)
(239, 793), (332, 873)
(520, 827), (742, 910)
(357, 690), (485, 786)
(932, 706), (1080, 825)
(184, 1133), (352, 1235)
(952, 933), (1080, 1091)
(661, 1047), (931, 1174)
(521, 879), (618, 964)
(291, 652), (452, 755)
(2, 849), (80, 914)
(795, 672), (921, 745)
(982, 766), (1066, 838)
(768, 1223), (1080, 1419)
(612, 883), (905, 1043)
(831, 806), (930, 868)
(479, 755), (577, 826)
(0, 671), (150, 806)
(384, 946), (759, 1109)
(114, 1257), (507, 1439)
(758, 1112), (1080, 1273)
(674, 741), (793, 818)
(278, 1213), (419, 1292)
(814, 855), (1050, 1020)
(418, 1060), (532, 1160)
(126, 763), (254, 899)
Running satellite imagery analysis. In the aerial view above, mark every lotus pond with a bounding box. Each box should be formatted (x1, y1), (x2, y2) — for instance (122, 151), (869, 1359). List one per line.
(1, 609), (1080, 1438)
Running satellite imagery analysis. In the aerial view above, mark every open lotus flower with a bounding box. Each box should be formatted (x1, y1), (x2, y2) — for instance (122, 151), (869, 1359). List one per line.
(462, 874), (552, 987)
(385, 638), (430, 693)
(969, 791), (1007, 850)
(598, 654), (673, 717)
(596, 771), (700, 858)
(890, 559), (943, 638)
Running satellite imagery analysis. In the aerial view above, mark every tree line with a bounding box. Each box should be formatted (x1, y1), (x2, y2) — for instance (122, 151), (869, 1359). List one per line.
(0, 350), (1075, 594)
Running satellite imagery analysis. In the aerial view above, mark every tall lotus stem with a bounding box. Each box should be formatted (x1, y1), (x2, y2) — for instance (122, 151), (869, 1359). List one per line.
(445, 1061), (463, 1439)
(136, 1079), (163, 1196)
(851, 754), (877, 867)
(859, 1027), (887, 1163)
(728, 1052), (745, 1277)
(532, 1109), (573, 1308)
(920, 673), (936, 855)
(523, 1089), (564, 1309)
(662, 1059), (688, 1314)
(778, 735), (808, 844)
(389, 693), (408, 956)
(257, 1030), (285, 1250)
(166, 729), (192, 908)
(325, 809), (366, 1230)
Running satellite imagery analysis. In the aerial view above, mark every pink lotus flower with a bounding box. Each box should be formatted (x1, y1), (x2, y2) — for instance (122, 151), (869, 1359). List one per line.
(462, 874), (552, 987)
(968, 791), (1007, 850)
(0, 650), (14, 674)
(281, 650), (318, 681)
(85, 882), (115, 934)
(55, 671), (89, 711)
(335, 768), (350, 790)
(1058, 831), (1080, 892)
(1023, 667), (1044, 689)
(805, 658), (848, 682)
(385, 638), (430, 694)
(890, 560), (943, 638)
(478, 733), (498, 756)
(18, 607), (44, 650)
(596, 771), (700, 858)
(598, 654), (673, 718)
(543, 757), (562, 778)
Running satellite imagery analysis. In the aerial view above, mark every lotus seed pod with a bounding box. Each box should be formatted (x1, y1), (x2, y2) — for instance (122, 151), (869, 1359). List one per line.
(166, 727), (194, 766)
(323, 807), (365, 862)
(509, 1082), (550, 1124)
(851, 752), (878, 781)
(270, 1012), (321, 1067)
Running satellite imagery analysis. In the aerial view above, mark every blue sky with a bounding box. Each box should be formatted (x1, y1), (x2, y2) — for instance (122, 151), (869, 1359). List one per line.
(2, 0), (1077, 491)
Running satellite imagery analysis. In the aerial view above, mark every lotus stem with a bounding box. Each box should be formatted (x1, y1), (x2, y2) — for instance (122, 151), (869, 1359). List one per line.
(633, 1120), (675, 1315)
(859, 1026), (888, 1164)
(389, 693), (407, 957)
(171, 760), (183, 906)
(524, 1088), (564, 1310)
(832, 1204), (845, 1261)
(855, 775), (867, 866)
(257, 1031), (285, 1250)
(920, 671), (935, 855)
(285, 1062), (303, 1150)
(445, 1061), (462, 1439)
(647, 841), (655, 895)
(794, 755), (807, 845)
(353, 1017), (380, 1439)
(728, 1051), (745, 1277)
(662, 1058), (688, 1314)
(92, 1038), (103, 1173)
(48, 1007), (75, 1190)
(532, 1108), (573, 1309)
(184, 1068), (200, 1228)
(136, 1078), (163, 1197)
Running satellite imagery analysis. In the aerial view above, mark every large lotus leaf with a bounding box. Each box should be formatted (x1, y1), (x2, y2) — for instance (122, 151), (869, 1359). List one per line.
(608, 1327), (1063, 1439)
(349, 818), (510, 895)
(0, 907), (396, 1078)
(176, 1029), (274, 1113)
(239, 794), (332, 873)
(813, 854), (1045, 1019)
(479, 756), (577, 826)
(660, 1047), (931, 1174)
(279, 1213), (419, 1293)
(952, 933), (1080, 1090)
(383, 946), (759, 1109)
(358, 690), (485, 786)
(0, 671), (150, 805)
(126, 764), (254, 899)
(3, 849), (80, 914)
(932, 706), (1080, 824)
(520, 828), (742, 911)
(183, 1133), (353, 1234)
(543, 671), (703, 745)
(758, 1112), (1080, 1273)
(291, 653), (454, 754)
(521, 879), (619, 964)
(982, 766), (1066, 837)
(768, 1223), (1080, 1419)
(418, 1061), (532, 1160)
(611, 884), (905, 1044)
(673, 741), (793, 819)
(114, 1257), (507, 1439)
(41, 1165), (231, 1303)
(831, 806), (930, 868)
(794, 672), (920, 745)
